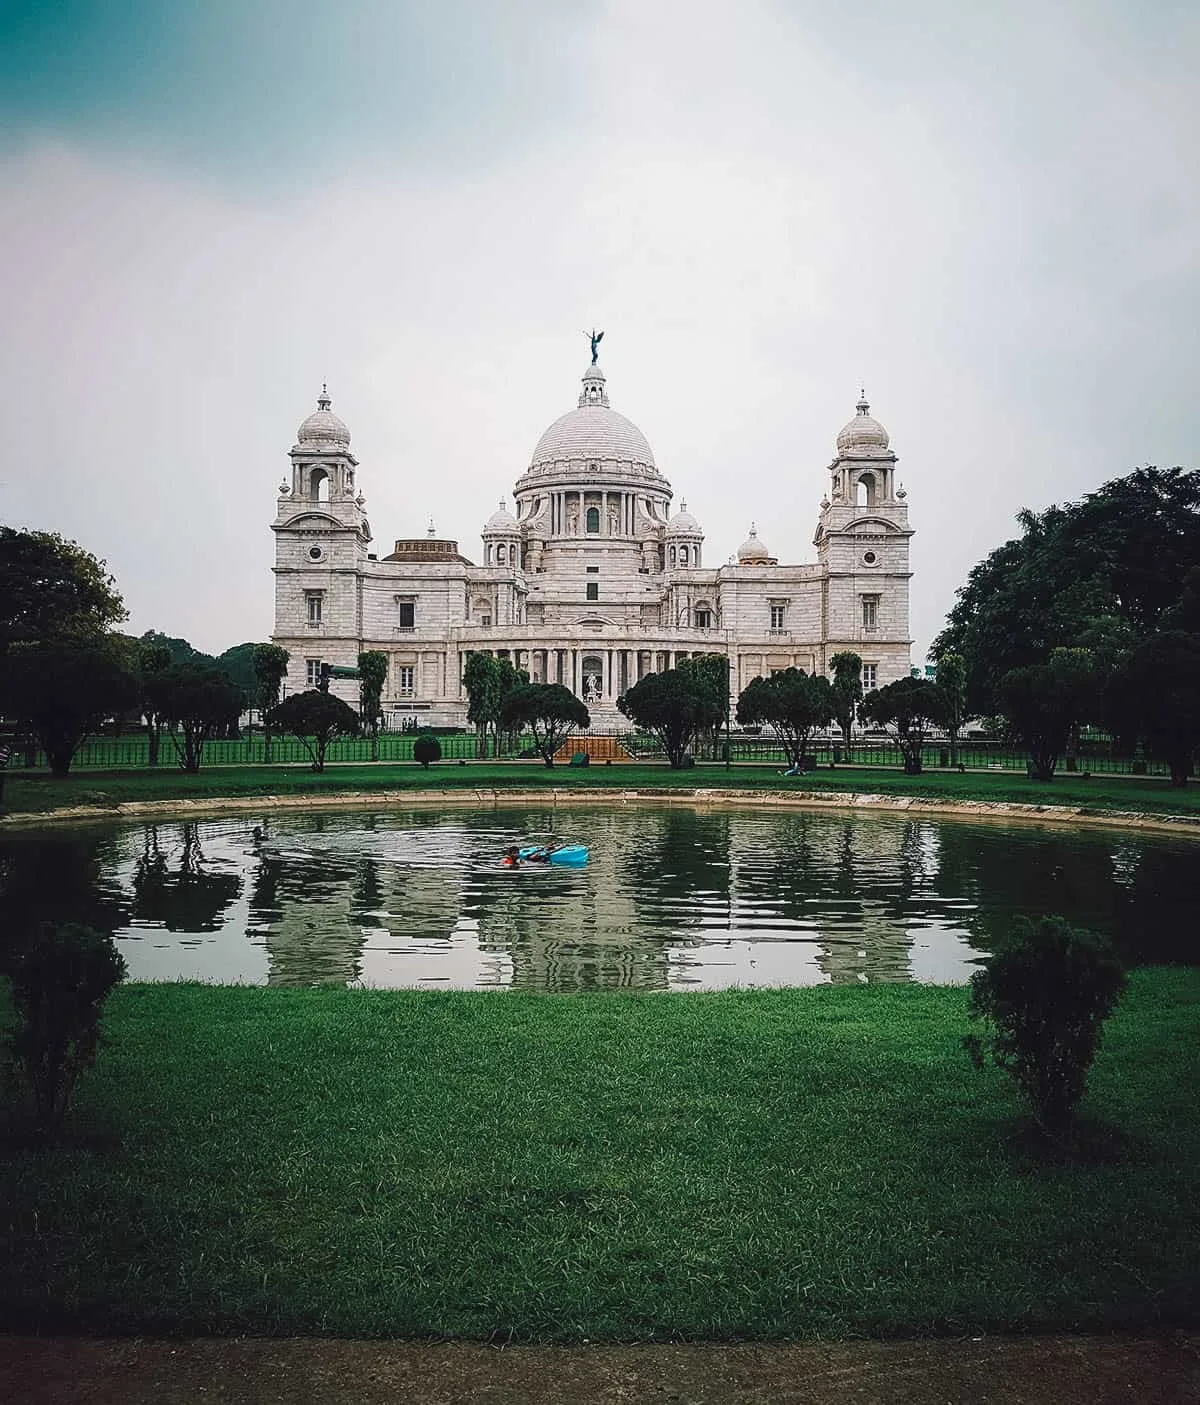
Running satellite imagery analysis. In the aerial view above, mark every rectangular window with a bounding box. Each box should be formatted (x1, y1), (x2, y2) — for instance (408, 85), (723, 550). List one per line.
(862, 595), (879, 629)
(586, 582), (599, 601)
(306, 593), (323, 624)
(397, 601), (415, 630)
(862, 663), (878, 691)
(586, 565), (599, 574)
(480, 614), (492, 626)
(397, 665), (415, 696)
(695, 609), (712, 629)
(770, 604), (785, 630)
(306, 659), (323, 688)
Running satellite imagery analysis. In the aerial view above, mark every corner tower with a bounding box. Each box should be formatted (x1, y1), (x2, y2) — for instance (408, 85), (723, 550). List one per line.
(272, 388), (372, 693)
(813, 393), (913, 683)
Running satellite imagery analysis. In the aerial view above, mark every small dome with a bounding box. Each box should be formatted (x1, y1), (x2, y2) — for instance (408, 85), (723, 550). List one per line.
(484, 498), (519, 533)
(667, 499), (701, 535)
(836, 392), (890, 457)
(297, 387), (351, 449)
(737, 524), (771, 562)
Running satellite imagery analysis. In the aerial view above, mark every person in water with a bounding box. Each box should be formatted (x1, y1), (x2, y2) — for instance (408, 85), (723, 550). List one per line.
(502, 845), (521, 868)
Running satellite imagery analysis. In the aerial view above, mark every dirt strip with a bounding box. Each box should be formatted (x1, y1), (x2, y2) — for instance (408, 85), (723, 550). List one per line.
(1, 1333), (1198, 1404)
(3, 785), (1200, 836)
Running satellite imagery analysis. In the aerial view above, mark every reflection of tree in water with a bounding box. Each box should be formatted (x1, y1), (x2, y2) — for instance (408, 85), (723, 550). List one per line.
(934, 822), (1195, 968)
(0, 829), (131, 937)
(131, 824), (242, 932)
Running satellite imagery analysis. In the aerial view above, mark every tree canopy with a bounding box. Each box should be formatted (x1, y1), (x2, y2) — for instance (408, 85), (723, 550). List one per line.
(1, 636), (140, 775)
(500, 683), (589, 767)
(933, 467), (1200, 715)
(463, 652), (528, 757)
(736, 668), (836, 770)
(267, 690), (360, 771)
(144, 664), (244, 773)
(0, 528), (127, 651)
(859, 677), (948, 774)
(618, 668), (725, 768)
(828, 652), (864, 755)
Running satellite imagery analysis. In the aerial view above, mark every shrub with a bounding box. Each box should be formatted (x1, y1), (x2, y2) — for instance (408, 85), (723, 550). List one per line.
(2, 922), (127, 1131)
(413, 732), (442, 769)
(964, 915), (1126, 1135)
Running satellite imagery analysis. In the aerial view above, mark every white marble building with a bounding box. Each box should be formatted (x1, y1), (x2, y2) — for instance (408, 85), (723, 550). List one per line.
(271, 355), (913, 726)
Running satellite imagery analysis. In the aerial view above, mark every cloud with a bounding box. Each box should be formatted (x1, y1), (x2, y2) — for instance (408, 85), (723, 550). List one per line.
(1, 0), (1196, 658)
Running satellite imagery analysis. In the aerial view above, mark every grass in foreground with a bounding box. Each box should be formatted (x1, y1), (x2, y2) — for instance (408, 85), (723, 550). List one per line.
(4, 760), (1200, 820)
(2, 972), (1197, 1340)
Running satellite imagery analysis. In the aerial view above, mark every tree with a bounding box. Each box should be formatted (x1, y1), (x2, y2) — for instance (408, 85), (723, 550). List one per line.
(145, 664), (244, 773)
(357, 651), (389, 761)
(828, 652), (864, 757)
(267, 690), (360, 771)
(1, 921), (126, 1134)
(935, 652), (969, 766)
(933, 467), (1200, 715)
(137, 636), (173, 768)
(413, 732), (442, 769)
(964, 916), (1126, 1138)
(678, 653), (731, 751)
(0, 528), (127, 652)
(1, 637), (139, 776)
(998, 648), (1096, 781)
(859, 677), (948, 774)
(735, 668), (836, 770)
(252, 644), (290, 762)
(619, 669), (725, 769)
(499, 683), (589, 767)
(463, 652), (501, 759)
(1112, 630), (1200, 786)
(214, 642), (261, 702)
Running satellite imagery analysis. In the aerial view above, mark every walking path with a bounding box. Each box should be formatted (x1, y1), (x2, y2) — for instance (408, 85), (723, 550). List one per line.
(2, 1332), (1198, 1403)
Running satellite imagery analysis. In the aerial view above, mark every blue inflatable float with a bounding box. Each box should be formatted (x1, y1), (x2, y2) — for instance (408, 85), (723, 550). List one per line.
(518, 844), (589, 866)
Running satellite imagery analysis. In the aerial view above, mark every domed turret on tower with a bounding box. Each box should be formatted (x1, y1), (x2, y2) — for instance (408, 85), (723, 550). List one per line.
(666, 499), (704, 569)
(835, 392), (890, 459)
(482, 498), (521, 568)
(296, 386), (352, 450)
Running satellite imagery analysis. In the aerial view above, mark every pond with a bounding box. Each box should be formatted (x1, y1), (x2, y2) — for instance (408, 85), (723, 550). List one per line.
(0, 805), (1194, 991)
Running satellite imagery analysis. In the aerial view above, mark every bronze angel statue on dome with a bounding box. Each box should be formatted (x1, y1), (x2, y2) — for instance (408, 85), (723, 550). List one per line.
(586, 328), (604, 364)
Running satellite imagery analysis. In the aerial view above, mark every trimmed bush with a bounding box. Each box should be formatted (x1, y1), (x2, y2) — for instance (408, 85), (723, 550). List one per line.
(2, 922), (126, 1131)
(412, 733), (442, 769)
(964, 915), (1126, 1135)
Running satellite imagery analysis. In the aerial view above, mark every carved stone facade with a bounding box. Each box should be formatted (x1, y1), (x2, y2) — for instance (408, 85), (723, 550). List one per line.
(272, 364), (913, 724)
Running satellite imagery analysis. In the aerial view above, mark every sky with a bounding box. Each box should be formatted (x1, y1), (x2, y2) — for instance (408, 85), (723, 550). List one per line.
(1, 0), (1196, 659)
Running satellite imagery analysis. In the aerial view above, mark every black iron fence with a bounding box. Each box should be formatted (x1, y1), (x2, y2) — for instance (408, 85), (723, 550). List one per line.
(6, 727), (1173, 778)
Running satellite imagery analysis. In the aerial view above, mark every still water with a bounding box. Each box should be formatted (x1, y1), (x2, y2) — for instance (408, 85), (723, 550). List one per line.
(0, 805), (1193, 991)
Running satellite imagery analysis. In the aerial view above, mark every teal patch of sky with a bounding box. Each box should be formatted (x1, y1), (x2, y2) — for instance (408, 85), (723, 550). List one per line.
(0, 0), (589, 186)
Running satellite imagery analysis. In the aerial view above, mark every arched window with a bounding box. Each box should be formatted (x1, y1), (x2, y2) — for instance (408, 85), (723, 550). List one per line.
(496, 543), (506, 564)
(670, 545), (677, 566)
(680, 545), (689, 566)
(308, 467), (330, 502)
(586, 506), (600, 533)
(855, 473), (876, 507)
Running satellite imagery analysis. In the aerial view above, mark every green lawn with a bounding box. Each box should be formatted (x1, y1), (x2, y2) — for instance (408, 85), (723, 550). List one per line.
(2, 973), (1197, 1339)
(4, 758), (1200, 819)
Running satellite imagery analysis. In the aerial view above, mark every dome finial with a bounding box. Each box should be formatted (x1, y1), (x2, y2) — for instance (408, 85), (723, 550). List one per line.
(857, 387), (870, 414)
(318, 382), (331, 411)
(427, 518), (436, 537)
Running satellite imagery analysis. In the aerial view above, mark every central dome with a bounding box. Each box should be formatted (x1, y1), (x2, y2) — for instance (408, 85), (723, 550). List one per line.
(529, 363), (657, 473)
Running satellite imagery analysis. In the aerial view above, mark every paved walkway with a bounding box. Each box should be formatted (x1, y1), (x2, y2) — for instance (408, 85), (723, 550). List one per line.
(2, 1333), (1198, 1404)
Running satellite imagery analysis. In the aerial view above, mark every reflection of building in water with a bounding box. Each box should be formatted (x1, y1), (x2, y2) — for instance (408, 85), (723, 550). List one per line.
(726, 813), (936, 984)
(467, 809), (672, 990)
(253, 850), (371, 985)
